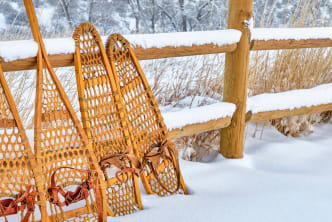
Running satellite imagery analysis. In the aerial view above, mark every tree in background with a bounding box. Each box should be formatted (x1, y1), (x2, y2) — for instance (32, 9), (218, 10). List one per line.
(0, 0), (330, 37)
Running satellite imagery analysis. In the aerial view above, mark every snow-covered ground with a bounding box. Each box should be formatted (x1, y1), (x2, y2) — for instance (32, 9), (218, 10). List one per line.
(109, 123), (332, 222)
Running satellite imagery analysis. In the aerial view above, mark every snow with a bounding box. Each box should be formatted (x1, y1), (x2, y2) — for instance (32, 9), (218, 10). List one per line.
(0, 29), (241, 62)
(109, 123), (332, 222)
(162, 102), (236, 130)
(0, 14), (6, 31)
(247, 83), (332, 114)
(9, 2), (19, 11)
(244, 17), (254, 34)
(0, 40), (37, 62)
(252, 27), (332, 41)
(1, 27), (331, 62)
(44, 38), (76, 55)
(122, 30), (242, 49)
(160, 83), (332, 130)
(37, 6), (56, 27)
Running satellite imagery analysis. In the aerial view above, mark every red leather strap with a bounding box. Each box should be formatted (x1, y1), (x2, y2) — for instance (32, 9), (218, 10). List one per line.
(48, 167), (93, 207)
(100, 148), (143, 184)
(48, 167), (103, 222)
(0, 185), (36, 222)
(22, 189), (36, 222)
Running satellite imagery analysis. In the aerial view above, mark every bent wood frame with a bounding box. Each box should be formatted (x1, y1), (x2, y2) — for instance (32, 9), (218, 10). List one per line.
(72, 23), (142, 216)
(0, 64), (46, 222)
(24, 1), (107, 221)
(106, 33), (188, 196)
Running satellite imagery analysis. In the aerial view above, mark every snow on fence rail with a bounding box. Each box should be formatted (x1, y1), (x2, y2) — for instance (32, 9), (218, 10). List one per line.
(0, 27), (331, 141)
(1, 28), (332, 72)
(246, 83), (332, 122)
(251, 27), (332, 50)
(0, 29), (241, 71)
(166, 83), (332, 139)
(163, 103), (236, 139)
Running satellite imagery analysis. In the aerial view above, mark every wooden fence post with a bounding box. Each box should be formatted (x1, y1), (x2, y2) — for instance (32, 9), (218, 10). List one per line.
(220, 0), (253, 158)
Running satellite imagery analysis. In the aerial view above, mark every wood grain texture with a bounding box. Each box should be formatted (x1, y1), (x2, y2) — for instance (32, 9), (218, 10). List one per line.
(1, 37), (331, 72)
(1, 53), (74, 72)
(251, 38), (332, 50)
(0, 43), (237, 72)
(133, 43), (237, 60)
(247, 103), (332, 122)
(219, 0), (253, 159)
(169, 116), (232, 139)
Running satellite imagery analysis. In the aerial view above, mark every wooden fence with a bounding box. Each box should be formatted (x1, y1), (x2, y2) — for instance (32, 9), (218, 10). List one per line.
(0, 0), (331, 159)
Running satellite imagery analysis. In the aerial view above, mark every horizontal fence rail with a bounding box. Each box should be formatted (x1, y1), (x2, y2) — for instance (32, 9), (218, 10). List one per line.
(168, 103), (332, 139)
(0, 43), (238, 72)
(1, 28), (331, 72)
(0, 27), (331, 142)
(168, 83), (332, 139)
(1, 38), (331, 72)
(250, 28), (332, 50)
(164, 103), (236, 139)
(169, 117), (232, 139)
(247, 103), (332, 122)
(251, 38), (332, 50)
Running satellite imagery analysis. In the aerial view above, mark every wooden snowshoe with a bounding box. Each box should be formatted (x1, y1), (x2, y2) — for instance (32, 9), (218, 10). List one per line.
(106, 33), (188, 196)
(73, 23), (143, 216)
(24, 1), (107, 221)
(0, 64), (44, 222)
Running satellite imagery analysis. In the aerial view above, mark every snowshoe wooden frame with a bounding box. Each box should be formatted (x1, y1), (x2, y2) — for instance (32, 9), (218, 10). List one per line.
(24, 1), (107, 221)
(106, 34), (188, 196)
(0, 64), (46, 222)
(72, 23), (142, 216)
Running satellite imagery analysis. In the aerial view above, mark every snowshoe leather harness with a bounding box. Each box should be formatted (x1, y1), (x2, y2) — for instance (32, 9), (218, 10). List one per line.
(48, 167), (103, 222)
(100, 147), (143, 183)
(143, 138), (181, 194)
(0, 186), (36, 222)
(100, 138), (181, 194)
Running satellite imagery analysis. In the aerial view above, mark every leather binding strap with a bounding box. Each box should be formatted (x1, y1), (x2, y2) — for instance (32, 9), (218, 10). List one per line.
(100, 148), (144, 184)
(143, 138), (181, 194)
(48, 167), (103, 222)
(0, 185), (36, 222)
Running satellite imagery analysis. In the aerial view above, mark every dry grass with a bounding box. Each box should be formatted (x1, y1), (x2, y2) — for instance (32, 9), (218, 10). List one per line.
(249, 48), (332, 137)
(0, 0), (331, 162)
(144, 47), (332, 161)
(168, 0), (332, 161)
(3, 67), (77, 128)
